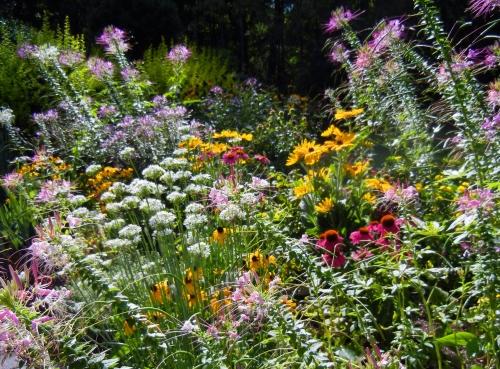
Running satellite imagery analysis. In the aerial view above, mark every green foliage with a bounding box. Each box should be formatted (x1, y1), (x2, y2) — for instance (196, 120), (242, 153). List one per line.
(0, 190), (34, 250)
(142, 40), (236, 100)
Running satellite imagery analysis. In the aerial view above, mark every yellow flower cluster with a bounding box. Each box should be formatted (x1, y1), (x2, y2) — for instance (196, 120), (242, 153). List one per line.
(286, 124), (356, 167)
(292, 168), (330, 199)
(345, 161), (370, 177)
(315, 197), (333, 214)
(184, 267), (207, 308)
(334, 108), (364, 120)
(87, 166), (133, 198)
(17, 155), (71, 180)
(212, 129), (253, 142)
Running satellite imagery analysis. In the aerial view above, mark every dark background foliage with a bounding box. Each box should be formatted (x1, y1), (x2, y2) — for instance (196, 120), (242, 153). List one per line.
(1, 0), (476, 95)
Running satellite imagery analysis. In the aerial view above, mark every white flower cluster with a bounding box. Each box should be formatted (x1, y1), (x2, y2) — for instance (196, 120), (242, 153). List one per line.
(187, 242), (211, 257)
(166, 191), (187, 203)
(118, 224), (142, 239)
(127, 179), (165, 198)
(183, 213), (208, 230)
(185, 202), (204, 214)
(149, 211), (176, 230)
(85, 164), (102, 176)
(160, 157), (188, 170)
(219, 204), (245, 222)
(142, 165), (166, 180)
(139, 198), (165, 213)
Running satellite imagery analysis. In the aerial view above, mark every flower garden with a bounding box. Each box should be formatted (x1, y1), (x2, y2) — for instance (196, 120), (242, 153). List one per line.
(0, 1), (498, 368)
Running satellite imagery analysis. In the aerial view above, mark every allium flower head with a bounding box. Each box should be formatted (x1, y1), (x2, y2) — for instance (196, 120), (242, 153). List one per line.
(324, 7), (359, 33)
(468, 0), (500, 17)
(167, 44), (191, 64)
(96, 26), (130, 54)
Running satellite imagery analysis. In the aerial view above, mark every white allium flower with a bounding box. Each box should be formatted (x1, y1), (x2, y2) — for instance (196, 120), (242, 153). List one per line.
(71, 207), (90, 218)
(152, 228), (174, 238)
(104, 218), (126, 232)
(167, 191), (187, 203)
(0, 108), (14, 126)
(219, 204), (245, 222)
(173, 170), (192, 182)
(183, 213), (208, 230)
(149, 211), (176, 230)
(69, 194), (87, 206)
(121, 195), (141, 209)
(104, 238), (133, 248)
(119, 146), (136, 159)
(100, 191), (116, 203)
(173, 148), (188, 157)
(127, 179), (161, 197)
(105, 202), (124, 214)
(159, 171), (176, 184)
(85, 164), (102, 176)
(185, 202), (204, 214)
(139, 198), (165, 213)
(240, 192), (258, 206)
(118, 224), (142, 239)
(184, 184), (206, 195)
(187, 242), (211, 257)
(191, 173), (212, 184)
(160, 157), (188, 169)
(109, 181), (128, 194)
(142, 165), (166, 180)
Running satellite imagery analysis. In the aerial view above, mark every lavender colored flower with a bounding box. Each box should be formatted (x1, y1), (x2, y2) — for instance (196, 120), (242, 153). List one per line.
(97, 105), (118, 118)
(244, 77), (258, 87)
(369, 19), (405, 53)
(481, 112), (500, 140)
(96, 26), (130, 54)
(58, 50), (83, 67)
(87, 57), (114, 79)
(328, 42), (350, 64)
(355, 46), (374, 70)
(17, 43), (38, 59)
(324, 7), (359, 33)
(467, 0), (500, 17)
(1, 172), (23, 189)
(0, 309), (20, 325)
(121, 66), (139, 81)
(167, 44), (191, 64)
(36, 180), (72, 203)
(210, 85), (224, 94)
(457, 188), (495, 213)
(487, 82), (500, 108)
(32, 109), (58, 124)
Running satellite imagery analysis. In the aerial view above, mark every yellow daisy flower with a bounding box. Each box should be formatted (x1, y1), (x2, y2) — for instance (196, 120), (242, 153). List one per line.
(315, 197), (334, 213)
(334, 108), (364, 120)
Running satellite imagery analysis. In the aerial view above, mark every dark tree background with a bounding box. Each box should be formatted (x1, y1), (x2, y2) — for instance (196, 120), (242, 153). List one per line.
(0, 0), (476, 94)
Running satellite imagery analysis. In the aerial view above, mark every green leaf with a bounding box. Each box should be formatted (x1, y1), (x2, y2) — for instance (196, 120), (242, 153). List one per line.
(435, 332), (478, 348)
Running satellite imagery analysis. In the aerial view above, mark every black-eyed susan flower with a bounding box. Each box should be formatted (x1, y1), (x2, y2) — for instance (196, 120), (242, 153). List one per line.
(286, 139), (320, 166)
(212, 227), (227, 244)
(123, 319), (136, 336)
(248, 250), (264, 271)
(150, 280), (171, 304)
(345, 161), (369, 176)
